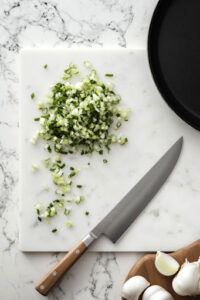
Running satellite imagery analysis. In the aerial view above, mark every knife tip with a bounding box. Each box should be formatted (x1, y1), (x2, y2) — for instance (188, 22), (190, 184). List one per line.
(174, 136), (183, 155)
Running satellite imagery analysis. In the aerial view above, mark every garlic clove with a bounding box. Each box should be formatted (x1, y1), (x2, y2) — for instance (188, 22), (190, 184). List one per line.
(155, 251), (180, 276)
(142, 285), (174, 300)
(122, 276), (150, 300)
(172, 258), (200, 296)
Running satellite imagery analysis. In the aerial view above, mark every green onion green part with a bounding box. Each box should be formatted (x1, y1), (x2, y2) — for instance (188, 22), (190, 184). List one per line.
(31, 92), (35, 99)
(105, 73), (114, 77)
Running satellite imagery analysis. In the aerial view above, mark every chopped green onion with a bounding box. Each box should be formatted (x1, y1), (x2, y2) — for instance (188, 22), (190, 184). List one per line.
(84, 60), (92, 68)
(43, 184), (49, 191)
(32, 164), (39, 172)
(46, 145), (52, 153)
(68, 172), (75, 178)
(34, 63), (130, 156)
(75, 195), (85, 204)
(85, 211), (90, 216)
(115, 121), (121, 129)
(76, 185), (82, 188)
(31, 92), (35, 99)
(43, 158), (50, 168)
(43, 64), (48, 69)
(66, 199), (73, 203)
(66, 220), (73, 228)
(118, 137), (128, 145)
(103, 159), (108, 164)
(69, 168), (79, 178)
(105, 73), (114, 77)
(64, 208), (71, 216)
(52, 228), (57, 233)
(30, 132), (39, 144)
(63, 64), (79, 80)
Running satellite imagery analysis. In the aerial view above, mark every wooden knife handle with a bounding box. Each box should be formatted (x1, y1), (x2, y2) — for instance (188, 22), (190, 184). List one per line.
(35, 240), (88, 296)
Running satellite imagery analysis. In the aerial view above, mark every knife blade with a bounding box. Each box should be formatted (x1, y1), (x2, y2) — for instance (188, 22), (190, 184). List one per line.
(35, 137), (183, 295)
(91, 136), (183, 243)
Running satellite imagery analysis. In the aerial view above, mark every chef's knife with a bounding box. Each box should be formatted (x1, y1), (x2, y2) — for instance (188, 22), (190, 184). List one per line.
(35, 137), (183, 295)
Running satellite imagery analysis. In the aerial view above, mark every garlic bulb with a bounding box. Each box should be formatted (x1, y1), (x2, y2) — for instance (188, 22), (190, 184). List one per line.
(172, 258), (200, 296)
(122, 276), (150, 300)
(142, 285), (174, 300)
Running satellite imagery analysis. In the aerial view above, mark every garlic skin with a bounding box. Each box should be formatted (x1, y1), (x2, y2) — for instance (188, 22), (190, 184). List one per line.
(172, 259), (200, 296)
(122, 276), (150, 300)
(142, 285), (174, 300)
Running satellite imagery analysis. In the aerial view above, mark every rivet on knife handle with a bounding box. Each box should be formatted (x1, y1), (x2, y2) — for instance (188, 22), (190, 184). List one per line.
(35, 234), (96, 296)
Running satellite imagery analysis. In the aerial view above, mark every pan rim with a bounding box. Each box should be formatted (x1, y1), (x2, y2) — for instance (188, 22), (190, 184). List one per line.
(147, 0), (200, 131)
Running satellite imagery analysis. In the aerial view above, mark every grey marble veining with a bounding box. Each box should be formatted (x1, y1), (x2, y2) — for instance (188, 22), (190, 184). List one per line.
(0, 0), (158, 299)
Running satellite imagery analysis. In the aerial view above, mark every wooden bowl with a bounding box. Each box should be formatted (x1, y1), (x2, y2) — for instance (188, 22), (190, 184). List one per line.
(122, 240), (200, 300)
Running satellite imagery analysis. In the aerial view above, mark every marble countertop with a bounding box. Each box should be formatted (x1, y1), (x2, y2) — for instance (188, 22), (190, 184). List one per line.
(0, 0), (164, 299)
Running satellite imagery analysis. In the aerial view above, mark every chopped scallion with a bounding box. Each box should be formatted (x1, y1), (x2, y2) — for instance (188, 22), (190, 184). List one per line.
(31, 92), (35, 99)
(105, 73), (114, 77)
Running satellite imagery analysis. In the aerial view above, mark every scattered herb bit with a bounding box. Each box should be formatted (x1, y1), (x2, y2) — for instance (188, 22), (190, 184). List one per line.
(103, 159), (108, 164)
(64, 208), (71, 216)
(63, 64), (79, 80)
(115, 121), (121, 129)
(43, 158), (50, 168)
(68, 172), (75, 178)
(52, 228), (57, 233)
(57, 202), (64, 208)
(77, 185), (82, 188)
(66, 199), (73, 203)
(85, 211), (90, 216)
(75, 195), (85, 204)
(105, 73), (114, 77)
(70, 167), (75, 171)
(32, 164), (39, 172)
(43, 184), (49, 191)
(88, 162), (91, 166)
(46, 145), (52, 153)
(30, 132), (39, 144)
(34, 117), (40, 121)
(66, 220), (73, 228)
(38, 216), (42, 222)
(31, 92), (35, 100)
(52, 172), (71, 195)
(118, 137), (128, 145)
(84, 60), (92, 68)
(69, 168), (79, 178)
(43, 64), (48, 69)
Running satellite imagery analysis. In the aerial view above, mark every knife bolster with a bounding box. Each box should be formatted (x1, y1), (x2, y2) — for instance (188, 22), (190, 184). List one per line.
(82, 233), (96, 246)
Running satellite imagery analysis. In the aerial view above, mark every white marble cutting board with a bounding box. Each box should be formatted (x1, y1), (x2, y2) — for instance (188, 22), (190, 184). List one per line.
(19, 48), (200, 252)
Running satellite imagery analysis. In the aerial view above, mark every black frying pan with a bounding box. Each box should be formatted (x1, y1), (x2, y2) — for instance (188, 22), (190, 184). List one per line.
(148, 0), (200, 130)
